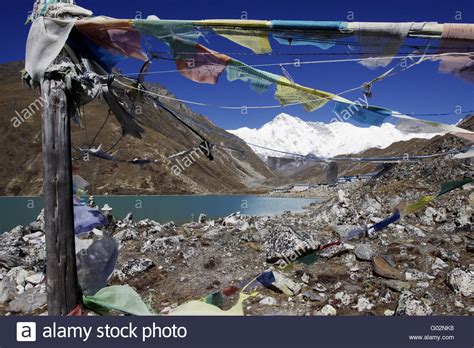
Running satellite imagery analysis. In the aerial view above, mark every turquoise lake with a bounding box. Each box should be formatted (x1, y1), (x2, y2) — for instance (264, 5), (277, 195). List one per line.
(0, 195), (318, 233)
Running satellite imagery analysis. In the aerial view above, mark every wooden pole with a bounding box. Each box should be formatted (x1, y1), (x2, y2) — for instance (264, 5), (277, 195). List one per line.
(41, 72), (79, 315)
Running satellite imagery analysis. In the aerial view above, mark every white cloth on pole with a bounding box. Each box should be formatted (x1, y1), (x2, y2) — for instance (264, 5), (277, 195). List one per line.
(25, 17), (76, 81)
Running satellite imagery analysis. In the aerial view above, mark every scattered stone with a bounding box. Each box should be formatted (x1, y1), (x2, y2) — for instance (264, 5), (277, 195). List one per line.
(0, 276), (16, 305)
(447, 268), (473, 297)
(121, 258), (155, 277)
(467, 239), (474, 253)
(381, 279), (412, 292)
(8, 288), (46, 313)
(405, 269), (435, 281)
(431, 258), (448, 272)
(114, 228), (139, 242)
(373, 255), (403, 280)
(314, 283), (327, 292)
(316, 304), (337, 316)
(198, 214), (207, 224)
(335, 291), (353, 306)
(264, 226), (319, 264)
(395, 291), (433, 316)
(301, 273), (310, 284)
(354, 244), (375, 261)
(353, 297), (375, 312)
(202, 228), (223, 241)
(0, 252), (22, 269)
(319, 243), (354, 259)
(259, 296), (277, 306)
(384, 309), (395, 316)
(272, 271), (302, 296)
(302, 291), (324, 302)
(451, 235), (463, 244)
(25, 273), (45, 285)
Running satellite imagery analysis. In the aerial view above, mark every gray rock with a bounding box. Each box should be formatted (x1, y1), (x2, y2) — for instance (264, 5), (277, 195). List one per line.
(114, 228), (139, 242)
(316, 304), (337, 316)
(6, 267), (28, 287)
(259, 296), (277, 306)
(302, 291), (324, 302)
(447, 268), (473, 297)
(373, 256), (404, 280)
(264, 226), (319, 264)
(28, 221), (43, 233)
(198, 213), (207, 224)
(141, 235), (183, 252)
(251, 228), (269, 242)
(25, 273), (45, 285)
(431, 258), (448, 272)
(202, 228), (224, 241)
(353, 296), (375, 312)
(467, 240), (474, 253)
(0, 276), (16, 305)
(319, 243), (354, 259)
(271, 271), (302, 296)
(396, 291), (433, 316)
(121, 258), (155, 277)
(354, 244), (375, 261)
(0, 252), (22, 269)
(405, 269), (434, 281)
(8, 288), (46, 313)
(381, 279), (412, 292)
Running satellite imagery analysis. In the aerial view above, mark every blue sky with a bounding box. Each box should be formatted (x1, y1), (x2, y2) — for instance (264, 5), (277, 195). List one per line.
(2, 0), (474, 130)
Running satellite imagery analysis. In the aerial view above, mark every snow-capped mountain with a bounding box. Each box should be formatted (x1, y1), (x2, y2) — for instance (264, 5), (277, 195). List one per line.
(227, 113), (438, 158)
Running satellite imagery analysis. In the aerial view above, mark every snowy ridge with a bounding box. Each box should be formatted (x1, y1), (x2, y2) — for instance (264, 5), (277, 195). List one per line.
(228, 113), (438, 158)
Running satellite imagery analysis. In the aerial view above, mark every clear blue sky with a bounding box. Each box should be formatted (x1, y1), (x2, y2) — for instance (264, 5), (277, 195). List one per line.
(2, 0), (474, 130)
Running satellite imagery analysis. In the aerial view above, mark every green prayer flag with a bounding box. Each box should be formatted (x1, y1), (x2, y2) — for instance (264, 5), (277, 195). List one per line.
(82, 285), (153, 316)
(437, 178), (472, 197)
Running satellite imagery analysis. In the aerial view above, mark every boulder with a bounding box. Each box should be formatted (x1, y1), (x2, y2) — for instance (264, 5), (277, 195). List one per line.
(121, 258), (155, 277)
(264, 226), (319, 264)
(395, 291), (433, 316)
(447, 268), (473, 297)
(354, 244), (375, 261)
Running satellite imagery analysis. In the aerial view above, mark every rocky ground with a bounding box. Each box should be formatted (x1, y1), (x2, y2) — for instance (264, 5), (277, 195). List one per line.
(0, 150), (472, 316)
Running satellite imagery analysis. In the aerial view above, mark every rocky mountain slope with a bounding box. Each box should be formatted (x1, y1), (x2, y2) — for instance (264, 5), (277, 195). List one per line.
(264, 116), (473, 186)
(0, 61), (274, 196)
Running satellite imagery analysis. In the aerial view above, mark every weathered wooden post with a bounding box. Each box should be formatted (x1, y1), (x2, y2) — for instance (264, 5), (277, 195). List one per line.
(41, 68), (79, 315)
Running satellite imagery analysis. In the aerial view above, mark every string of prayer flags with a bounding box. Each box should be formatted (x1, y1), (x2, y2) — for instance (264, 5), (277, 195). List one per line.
(212, 28), (272, 54)
(348, 22), (413, 69)
(75, 19), (148, 61)
(133, 19), (202, 44)
(436, 178), (472, 197)
(271, 20), (350, 50)
(400, 195), (435, 215)
(275, 77), (333, 111)
(256, 271), (276, 287)
(169, 292), (255, 316)
(437, 23), (474, 83)
(170, 38), (231, 84)
(83, 285), (153, 316)
(226, 59), (280, 93)
(369, 209), (401, 232)
(333, 101), (392, 126)
(203, 291), (224, 307)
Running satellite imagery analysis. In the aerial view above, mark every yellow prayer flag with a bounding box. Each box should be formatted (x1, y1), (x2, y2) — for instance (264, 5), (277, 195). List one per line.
(213, 28), (272, 54)
(275, 77), (334, 111)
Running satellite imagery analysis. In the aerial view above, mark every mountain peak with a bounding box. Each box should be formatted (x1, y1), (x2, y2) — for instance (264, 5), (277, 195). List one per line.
(228, 113), (438, 158)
